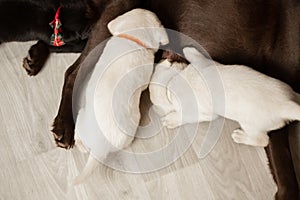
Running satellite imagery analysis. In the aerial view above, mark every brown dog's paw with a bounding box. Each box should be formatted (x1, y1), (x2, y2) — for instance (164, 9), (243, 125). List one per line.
(22, 56), (41, 76)
(52, 116), (75, 149)
(22, 41), (50, 76)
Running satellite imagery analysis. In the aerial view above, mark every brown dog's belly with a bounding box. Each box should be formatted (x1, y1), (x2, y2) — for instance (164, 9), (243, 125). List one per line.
(150, 0), (299, 89)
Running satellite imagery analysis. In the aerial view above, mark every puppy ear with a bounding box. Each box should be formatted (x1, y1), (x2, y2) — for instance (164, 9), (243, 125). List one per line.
(182, 47), (206, 62)
(158, 27), (169, 45)
(107, 15), (123, 35)
(107, 20), (117, 35)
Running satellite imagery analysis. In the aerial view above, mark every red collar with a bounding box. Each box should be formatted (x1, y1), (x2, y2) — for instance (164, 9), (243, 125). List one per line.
(49, 6), (65, 46)
(54, 6), (62, 20)
(117, 34), (148, 48)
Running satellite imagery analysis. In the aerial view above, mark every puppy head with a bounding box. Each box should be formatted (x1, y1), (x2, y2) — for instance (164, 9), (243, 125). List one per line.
(149, 60), (173, 115)
(108, 9), (169, 49)
(150, 59), (187, 115)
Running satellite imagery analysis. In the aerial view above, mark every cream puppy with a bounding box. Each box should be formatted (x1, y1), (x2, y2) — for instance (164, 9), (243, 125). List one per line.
(73, 8), (168, 184)
(154, 47), (300, 147)
(149, 59), (187, 116)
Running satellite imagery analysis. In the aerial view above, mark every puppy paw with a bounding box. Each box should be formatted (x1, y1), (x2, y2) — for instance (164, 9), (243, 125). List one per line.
(231, 129), (269, 147)
(161, 111), (182, 129)
(252, 134), (269, 147)
(231, 129), (248, 144)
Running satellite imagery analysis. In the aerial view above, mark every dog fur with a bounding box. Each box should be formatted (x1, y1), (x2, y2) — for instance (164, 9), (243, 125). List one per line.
(149, 59), (187, 116)
(151, 47), (300, 147)
(52, 0), (300, 198)
(72, 8), (168, 184)
(0, 0), (97, 75)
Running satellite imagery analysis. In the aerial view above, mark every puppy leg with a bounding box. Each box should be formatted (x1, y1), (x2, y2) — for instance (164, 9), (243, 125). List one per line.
(23, 41), (50, 76)
(231, 128), (269, 147)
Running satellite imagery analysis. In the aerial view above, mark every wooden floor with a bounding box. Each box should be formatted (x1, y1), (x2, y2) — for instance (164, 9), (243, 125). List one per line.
(0, 41), (279, 199)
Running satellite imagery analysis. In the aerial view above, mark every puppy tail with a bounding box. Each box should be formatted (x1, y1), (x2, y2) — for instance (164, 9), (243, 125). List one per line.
(72, 154), (98, 185)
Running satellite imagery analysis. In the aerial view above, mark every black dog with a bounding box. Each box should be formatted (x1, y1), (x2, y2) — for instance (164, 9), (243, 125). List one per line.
(50, 0), (299, 199)
(0, 0), (98, 75)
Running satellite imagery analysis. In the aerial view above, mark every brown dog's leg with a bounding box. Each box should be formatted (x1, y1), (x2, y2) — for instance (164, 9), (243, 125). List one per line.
(52, 0), (141, 149)
(265, 126), (299, 200)
(23, 40), (50, 76)
(51, 40), (107, 148)
(52, 58), (82, 148)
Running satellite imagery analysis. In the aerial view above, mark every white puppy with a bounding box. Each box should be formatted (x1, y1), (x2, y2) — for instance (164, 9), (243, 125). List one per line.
(149, 59), (187, 116)
(73, 8), (169, 184)
(152, 47), (300, 147)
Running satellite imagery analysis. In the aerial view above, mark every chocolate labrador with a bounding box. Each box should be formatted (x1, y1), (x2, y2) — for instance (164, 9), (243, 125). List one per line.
(0, 0), (98, 75)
